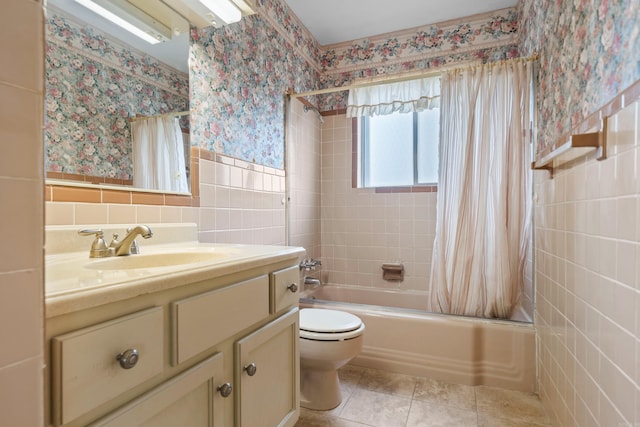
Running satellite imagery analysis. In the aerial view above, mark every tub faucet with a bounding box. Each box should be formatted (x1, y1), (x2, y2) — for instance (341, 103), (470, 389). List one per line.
(304, 276), (321, 287)
(109, 225), (153, 256)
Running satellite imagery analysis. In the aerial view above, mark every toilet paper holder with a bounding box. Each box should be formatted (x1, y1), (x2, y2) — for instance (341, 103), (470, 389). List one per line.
(381, 263), (404, 281)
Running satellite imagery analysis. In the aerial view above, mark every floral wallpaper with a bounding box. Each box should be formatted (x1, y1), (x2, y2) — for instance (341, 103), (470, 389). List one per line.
(320, 9), (518, 74)
(45, 10), (189, 180)
(189, 9), (320, 169)
(257, 0), (322, 71)
(192, 2), (520, 166)
(315, 8), (520, 110)
(519, 0), (640, 154)
(317, 44), (520, 111)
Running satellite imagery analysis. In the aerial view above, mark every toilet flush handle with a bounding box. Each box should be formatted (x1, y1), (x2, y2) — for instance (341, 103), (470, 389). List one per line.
(287, 283), (298, 293)
(244, 362), (257, 376)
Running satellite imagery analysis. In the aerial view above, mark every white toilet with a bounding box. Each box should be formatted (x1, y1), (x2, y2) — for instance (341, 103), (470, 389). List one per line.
(299, 308), (365, 410)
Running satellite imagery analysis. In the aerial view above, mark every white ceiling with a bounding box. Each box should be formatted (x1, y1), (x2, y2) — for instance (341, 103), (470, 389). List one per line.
(283, 0), (519, 46)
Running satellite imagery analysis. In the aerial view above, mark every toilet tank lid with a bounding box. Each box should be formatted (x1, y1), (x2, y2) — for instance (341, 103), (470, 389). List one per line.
(300, 308), (363, 333)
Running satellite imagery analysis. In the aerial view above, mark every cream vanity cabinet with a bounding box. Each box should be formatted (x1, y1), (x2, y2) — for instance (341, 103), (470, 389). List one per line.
(46, 259), (302, 427)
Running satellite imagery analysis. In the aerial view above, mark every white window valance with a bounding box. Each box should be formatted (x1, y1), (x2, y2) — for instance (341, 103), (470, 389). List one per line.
(346, 76), (441, 118)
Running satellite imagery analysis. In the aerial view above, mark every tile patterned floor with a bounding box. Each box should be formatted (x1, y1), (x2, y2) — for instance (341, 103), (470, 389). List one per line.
(295, 365), (551, 427)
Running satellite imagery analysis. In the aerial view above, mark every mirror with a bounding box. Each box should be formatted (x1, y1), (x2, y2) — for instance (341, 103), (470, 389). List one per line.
(44, 0), (191, 193)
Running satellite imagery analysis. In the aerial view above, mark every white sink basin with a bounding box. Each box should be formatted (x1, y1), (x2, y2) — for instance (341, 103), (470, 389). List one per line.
(84, 251), (230, 270)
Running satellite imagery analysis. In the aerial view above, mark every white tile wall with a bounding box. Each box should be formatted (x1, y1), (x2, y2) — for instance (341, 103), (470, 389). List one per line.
(320, 114), (436, 291)
(535, 100), (640, 426)
(197, 155), (286, 245)
(45, 153), (287, 246)
(0, 1), (45, 426)
(288, 99), (322, 260)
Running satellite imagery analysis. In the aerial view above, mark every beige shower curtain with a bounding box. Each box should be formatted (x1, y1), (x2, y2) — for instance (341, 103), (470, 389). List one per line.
(429, 60), (533, 319)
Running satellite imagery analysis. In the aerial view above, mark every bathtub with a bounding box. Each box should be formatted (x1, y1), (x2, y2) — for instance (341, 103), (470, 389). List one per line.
(299, 285), (536, 392)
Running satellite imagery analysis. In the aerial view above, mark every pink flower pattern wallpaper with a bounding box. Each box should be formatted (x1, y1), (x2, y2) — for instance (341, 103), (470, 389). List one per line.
(190, 3), (520, 167)
(189, 0), (321, 169)
(44, 0), (639, 171)
(320, 9), (519, 73)
(519, 0), (639, 154)
(45, 12), (189, 180)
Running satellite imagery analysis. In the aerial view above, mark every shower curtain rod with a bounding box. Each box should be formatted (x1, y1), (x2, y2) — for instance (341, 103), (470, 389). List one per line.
(290, 52), (539, 99)
(129, 110), (190, 122)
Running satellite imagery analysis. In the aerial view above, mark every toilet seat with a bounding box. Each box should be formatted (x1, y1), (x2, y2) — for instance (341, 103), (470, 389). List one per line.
(299, 308), (364, 341)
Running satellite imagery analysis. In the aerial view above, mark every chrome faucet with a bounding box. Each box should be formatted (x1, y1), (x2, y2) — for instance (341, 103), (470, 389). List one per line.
(299, 258), (322, 271)
(304, 276), (321, 286)
(109, 225), (153, 256)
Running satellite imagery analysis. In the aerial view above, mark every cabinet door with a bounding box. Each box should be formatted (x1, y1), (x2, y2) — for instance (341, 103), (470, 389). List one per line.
(270, 266), (300, 314)
(89, 353), (226, 427)
(235, 308), (299, 427)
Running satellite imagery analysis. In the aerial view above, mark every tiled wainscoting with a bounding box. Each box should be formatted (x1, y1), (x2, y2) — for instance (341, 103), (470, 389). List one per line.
(46, 147), (287, 245)
(288, 98), (322, 260)
(320, 114), (436, 292)
(535, 92), (640, 425)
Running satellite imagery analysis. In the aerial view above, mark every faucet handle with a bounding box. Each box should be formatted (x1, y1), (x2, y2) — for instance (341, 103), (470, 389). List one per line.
(78, 229), (109, 258)
(78, 229), (103, 237)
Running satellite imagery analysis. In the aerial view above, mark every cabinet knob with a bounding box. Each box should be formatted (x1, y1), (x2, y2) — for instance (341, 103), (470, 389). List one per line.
(217, 382), (233, 398)
(243, 362), (257, 376)
(287, 283), (298, 293)
(116, 349), (139, 369)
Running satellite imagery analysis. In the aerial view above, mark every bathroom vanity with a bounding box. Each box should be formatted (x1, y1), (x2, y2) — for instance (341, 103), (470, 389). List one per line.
(44, 224), (304, 427)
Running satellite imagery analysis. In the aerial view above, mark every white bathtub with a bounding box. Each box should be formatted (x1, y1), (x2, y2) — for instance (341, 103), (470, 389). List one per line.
(300, 285), (536, 392)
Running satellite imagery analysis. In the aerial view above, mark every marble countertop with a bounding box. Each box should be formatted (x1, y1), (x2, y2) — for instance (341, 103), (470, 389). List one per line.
(45, 241), (305, 318)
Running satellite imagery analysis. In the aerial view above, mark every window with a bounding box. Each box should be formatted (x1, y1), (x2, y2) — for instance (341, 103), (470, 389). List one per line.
(360, 109), (439, 188)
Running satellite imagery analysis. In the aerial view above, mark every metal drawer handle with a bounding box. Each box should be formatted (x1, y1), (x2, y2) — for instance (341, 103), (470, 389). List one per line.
(116, 349), (139, 369)
(287, 283), (298, 293)
(217, 382), (233, 398)
(243, 362), (257, 376)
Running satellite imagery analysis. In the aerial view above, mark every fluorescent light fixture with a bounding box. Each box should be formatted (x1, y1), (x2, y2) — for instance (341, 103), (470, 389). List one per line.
(74, 0), (172, 44)
(199, 0), (242, 25)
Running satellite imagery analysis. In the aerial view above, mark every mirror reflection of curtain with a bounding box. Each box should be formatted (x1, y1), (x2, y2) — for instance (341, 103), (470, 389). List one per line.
(132, 116), (189, 192)
(429, 60), (533, 319)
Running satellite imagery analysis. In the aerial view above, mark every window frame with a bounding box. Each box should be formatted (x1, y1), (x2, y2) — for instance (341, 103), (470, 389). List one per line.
(351, 117), (438, 193)
(355, 112), (438, 193)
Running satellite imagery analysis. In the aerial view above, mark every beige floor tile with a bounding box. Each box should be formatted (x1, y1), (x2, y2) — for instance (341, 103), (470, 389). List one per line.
(358, 367), (418, 397)
(413, 377), (477, 412)
(477, 412), (551, 427)
(340, 389), (412, 427)
(298, 365), (550, 427)
(339, 365), (367, 382)
(296, 408), (372, 427)
(406, 400), (478, 427)
(475, 386), (550, 425)
(339, 365), (367, 396)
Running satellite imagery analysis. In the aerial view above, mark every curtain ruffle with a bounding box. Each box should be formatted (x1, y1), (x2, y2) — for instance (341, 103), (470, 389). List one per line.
(346, 76), (441, 117)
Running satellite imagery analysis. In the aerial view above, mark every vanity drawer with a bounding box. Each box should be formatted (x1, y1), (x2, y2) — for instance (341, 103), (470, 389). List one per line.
(51, 307), (164, 426)
(172, 275), (269, 365)
(270, 266), (300, 313)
